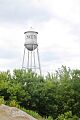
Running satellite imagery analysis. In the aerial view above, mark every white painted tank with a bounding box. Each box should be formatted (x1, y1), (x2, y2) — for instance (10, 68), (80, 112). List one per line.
(24, 31), (38, 51)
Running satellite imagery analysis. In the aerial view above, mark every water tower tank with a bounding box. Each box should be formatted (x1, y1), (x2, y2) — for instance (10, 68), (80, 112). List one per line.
(22, 29), (41, 75)
(24, 31), (38, 51)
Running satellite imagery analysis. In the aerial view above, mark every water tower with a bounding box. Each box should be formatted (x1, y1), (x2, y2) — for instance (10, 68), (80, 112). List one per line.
(22, 29), (42, 75)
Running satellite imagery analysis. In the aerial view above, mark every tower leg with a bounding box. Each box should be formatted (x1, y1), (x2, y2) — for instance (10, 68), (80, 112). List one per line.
(37, 47), (42, 76)
(22, 46), (42, 75)
(33, 47), (36, 72)
(31, 51), (32, 70)
(33, 45), (36, 72)
(27, 51), (29, 69)
(22, 47), (25, 68)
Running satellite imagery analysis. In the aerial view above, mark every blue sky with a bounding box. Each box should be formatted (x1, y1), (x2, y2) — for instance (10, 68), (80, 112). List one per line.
(0, 0), (80, 75)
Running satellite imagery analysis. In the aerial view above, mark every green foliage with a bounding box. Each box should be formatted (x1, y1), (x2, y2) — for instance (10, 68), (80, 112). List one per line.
(21, 107), (53, 120)
(0, 66), (80, 119)
(0, 96), (5, 105)
(9, 100), (20, 108)
(56, 111), (79, 120)
(24, 109), (43, 119)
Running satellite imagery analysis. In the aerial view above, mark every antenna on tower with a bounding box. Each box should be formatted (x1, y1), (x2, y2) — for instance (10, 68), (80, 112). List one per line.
(22, 28), (42, 75)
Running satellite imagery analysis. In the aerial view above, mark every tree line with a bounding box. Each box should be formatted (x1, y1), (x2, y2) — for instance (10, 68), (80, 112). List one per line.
(0, 65), (80, 119)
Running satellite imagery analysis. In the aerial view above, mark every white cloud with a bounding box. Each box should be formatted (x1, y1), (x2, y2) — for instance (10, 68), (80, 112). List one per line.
(0, 0), (80, 74)
(40, 0), (80, 24)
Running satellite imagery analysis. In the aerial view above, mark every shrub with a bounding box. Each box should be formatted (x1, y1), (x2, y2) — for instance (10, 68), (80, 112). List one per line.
(0, 96), (5, 105)
(9, 100), (20, 108)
